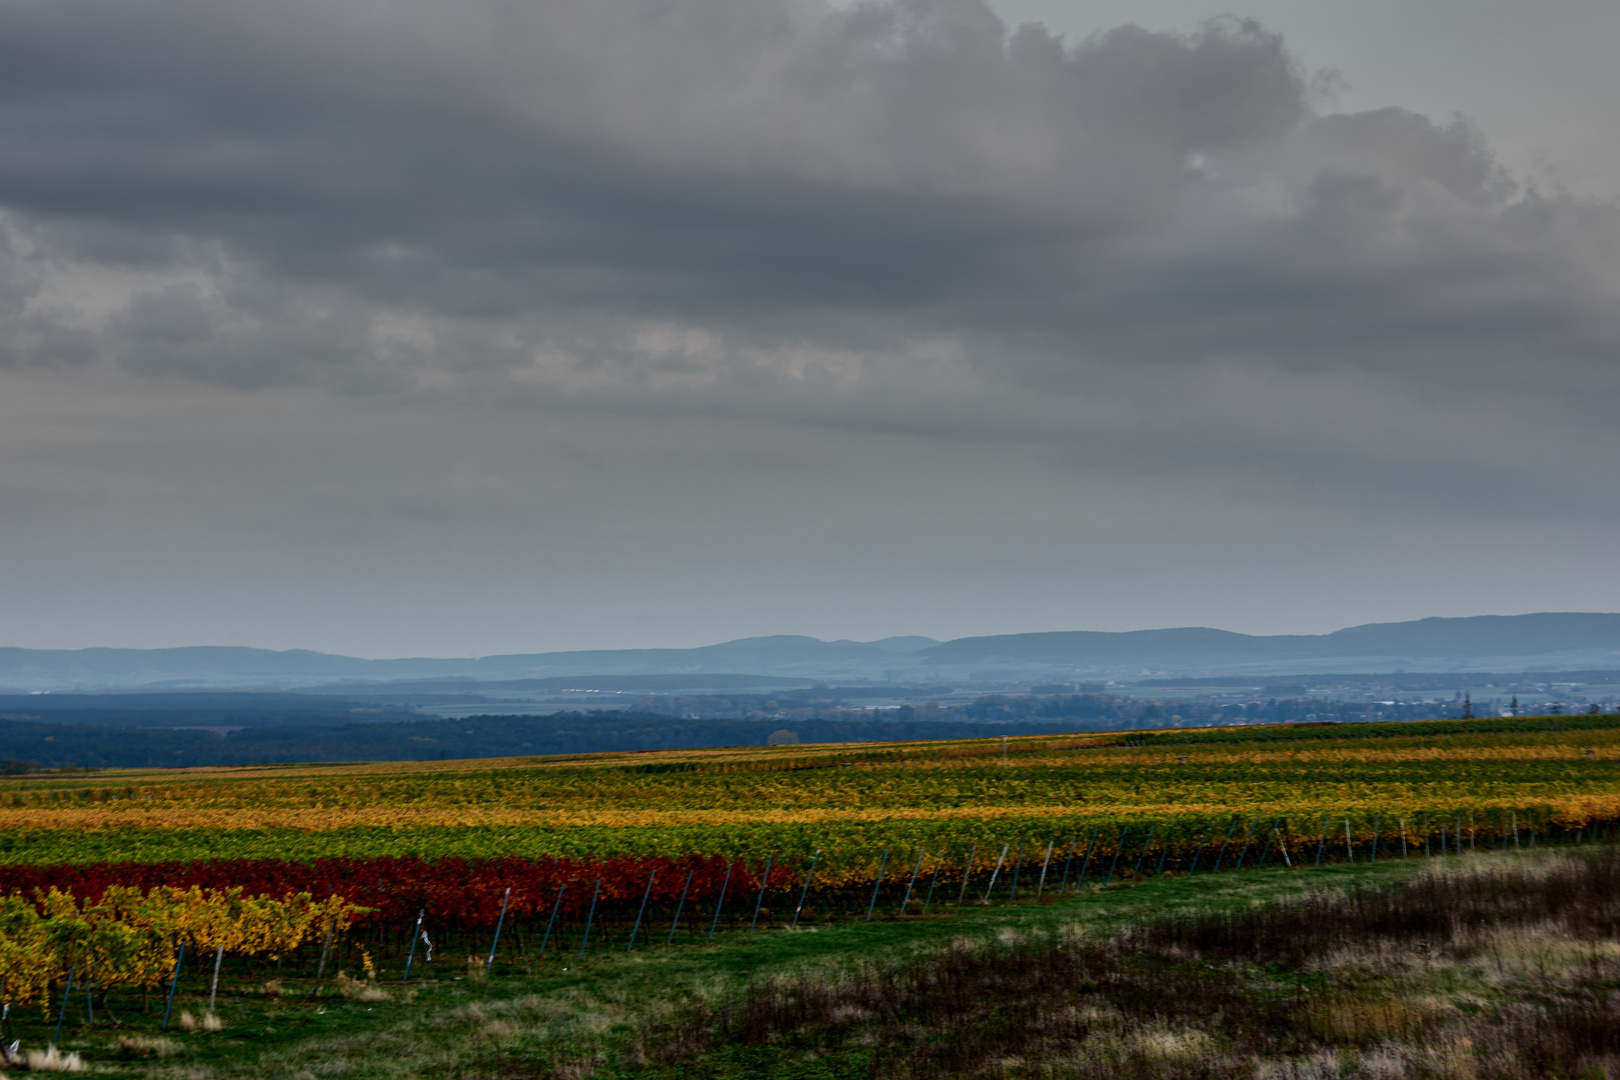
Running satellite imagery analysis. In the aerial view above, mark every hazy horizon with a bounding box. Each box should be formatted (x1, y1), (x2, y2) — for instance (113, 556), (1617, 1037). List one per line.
(5, 611), (1620, 661)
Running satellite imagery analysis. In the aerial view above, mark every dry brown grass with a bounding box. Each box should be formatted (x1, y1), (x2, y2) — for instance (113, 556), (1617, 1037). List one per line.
(113, 1033), (183, 1059)
(639, 847), (1620, 1078)
(464, 954), (489, 985)
(21, 1046), (85, 1072)
(334, 972), (391, 1002)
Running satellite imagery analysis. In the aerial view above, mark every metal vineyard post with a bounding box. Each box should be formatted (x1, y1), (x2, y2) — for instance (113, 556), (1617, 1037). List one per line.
(792, 850), (819, 929)
(867, 848), (889, 921)
(668, 868), (694, 945)
(487, 887), (510, 973)
(921, 851), (946, 915)
(403, 909), (425, 984)
(1057, 833), (1078, 893)
(313, 916), (334, 995)
(708, 860), (734, 940)
(1076, 829), (1100, 888)
(1213, 818), (1239, 873)
(208, 944), (224, 1014)
(540, 885), (565, 955)
(983, 844), (1009, 902)
(901, 849), (926, 912)
(1256, 822), (1278, 869)
(751, 856), (773, 932)
(1187, 829), (1210, 875)
(955, 842), (978, 908)
(1130, 826), (1156, 880)
(53, 967), (73, 1048)
(1234, 821), (1255, 871)
(1104, 826), (1129, 886)
(162, 941), (185, 1030)
(626, 870), (657, 951)
(579, 878), (601, 961)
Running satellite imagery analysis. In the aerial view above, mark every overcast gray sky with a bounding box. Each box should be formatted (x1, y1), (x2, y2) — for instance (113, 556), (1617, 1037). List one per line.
(1, 0), (1616, 657)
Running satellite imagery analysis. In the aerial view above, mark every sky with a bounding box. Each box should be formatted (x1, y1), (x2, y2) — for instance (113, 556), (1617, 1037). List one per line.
(0, 0), (1617, 657)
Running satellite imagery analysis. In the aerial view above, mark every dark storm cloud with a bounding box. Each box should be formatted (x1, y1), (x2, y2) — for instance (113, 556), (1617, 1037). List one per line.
(0, 0), (1613, 405)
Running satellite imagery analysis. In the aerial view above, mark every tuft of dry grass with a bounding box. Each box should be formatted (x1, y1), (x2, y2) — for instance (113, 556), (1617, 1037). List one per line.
(23, 1046), (85, 1072)
(334, 972), (391, 1002)
(465, 954), (489, 985)
(114, 1033), (183, 1059)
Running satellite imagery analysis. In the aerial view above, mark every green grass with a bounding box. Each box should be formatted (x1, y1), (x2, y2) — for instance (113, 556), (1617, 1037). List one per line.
(15, 853), (1435, 1078)
(1136, 711), (1620, 746)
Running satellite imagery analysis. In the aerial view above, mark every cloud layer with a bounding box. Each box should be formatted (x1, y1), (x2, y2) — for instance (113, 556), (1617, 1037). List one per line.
(0, 0), (1617, 653)
(2, 0), (1613, 405)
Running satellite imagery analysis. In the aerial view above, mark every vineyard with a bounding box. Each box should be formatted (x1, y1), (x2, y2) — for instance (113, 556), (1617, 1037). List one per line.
(2, 713), (1618, 1066)
(0, 887), (366, 1014)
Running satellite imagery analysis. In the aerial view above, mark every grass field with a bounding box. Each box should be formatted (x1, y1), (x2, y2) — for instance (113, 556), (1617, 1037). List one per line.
(8, 846), (1620, 1078)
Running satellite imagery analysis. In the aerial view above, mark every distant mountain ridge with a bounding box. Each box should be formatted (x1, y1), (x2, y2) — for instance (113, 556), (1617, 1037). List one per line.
(925, 614), (1620, 671)
(0, 635), (944, 691)
(2, 614), (1618, 691)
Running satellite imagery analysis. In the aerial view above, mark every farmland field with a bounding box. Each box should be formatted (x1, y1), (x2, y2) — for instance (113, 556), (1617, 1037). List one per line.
(2, 714), (1617, 867)
(4, 713), (1620, 1076)
(1, 712), (1617, 948)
